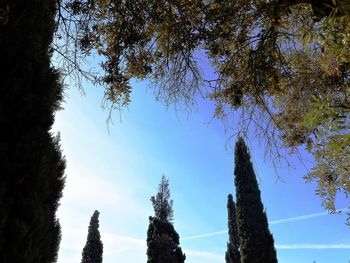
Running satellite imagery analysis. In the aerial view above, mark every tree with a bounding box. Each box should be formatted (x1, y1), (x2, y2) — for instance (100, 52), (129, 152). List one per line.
(146, 217), (186, 263)
(150, 175), (174, 222)
(81, 210), (103, 263)
(56, 0), (350, 221)
(225, 194), (241, 263)
(0, 0), (66, 262)
(147, 176), (185, 263)
(234, 137), (277, 263)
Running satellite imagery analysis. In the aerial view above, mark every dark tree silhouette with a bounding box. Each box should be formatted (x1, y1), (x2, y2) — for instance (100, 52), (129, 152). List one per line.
(81, 210), (103, 263)
(225, 194), (241, 263)
(150, 175), (173, 222)
(147, 176), (185, 263)
(234, 137), (277, 263)
(0, 0), (65, 262)
(146, 216), (186, 263)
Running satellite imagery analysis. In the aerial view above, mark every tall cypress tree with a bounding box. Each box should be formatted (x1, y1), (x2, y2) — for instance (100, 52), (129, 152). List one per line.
(0, 0), (65, 262)
(147, 176), (185, 263)
(147, 216), (186, 263)
(81, 210), (103, 263)
(234, 137), (277, 263)
(150, 175), (173, 222)
(225, 194), (240, 263)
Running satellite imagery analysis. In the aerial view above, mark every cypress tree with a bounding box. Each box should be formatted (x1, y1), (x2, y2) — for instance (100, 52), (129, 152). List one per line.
(81, 210), (103, 263)
(234, 137), (277, 263)
(150, 175), (173, 222)
(146, 176), (185, 263)
(147, 216), (186, 263)
(0, 0), (65, 262)
(225, 194), (240, 263)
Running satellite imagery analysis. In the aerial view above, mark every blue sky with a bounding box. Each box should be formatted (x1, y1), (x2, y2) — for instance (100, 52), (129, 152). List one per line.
(53, 78), (349, 263)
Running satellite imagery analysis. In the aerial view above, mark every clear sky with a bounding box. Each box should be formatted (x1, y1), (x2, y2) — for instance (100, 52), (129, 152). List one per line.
(53, 77), (349, 263)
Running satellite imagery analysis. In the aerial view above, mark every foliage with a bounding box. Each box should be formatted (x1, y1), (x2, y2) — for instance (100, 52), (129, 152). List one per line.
(56, 0), (350, 218)
(0, 5), (9, 24)
(234, 138), (277, 263)
(81, 210), (103, 263)
(147, 177), (185, 263)
(146, 216), (186, 263)
(225, 194), (241, 263)
(0, 0), (66, 262)
(147, 175), (186, 263)
(301, 96), (350, 224)
(151, 175), (174, 222)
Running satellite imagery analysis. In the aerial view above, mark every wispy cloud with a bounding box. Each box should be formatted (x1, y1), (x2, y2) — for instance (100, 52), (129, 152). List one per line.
(182, 230), (227, 240)
(63, 171), (120, 205)
(88, 233), (227, 263)
(182, 208), (348, 240)
(102, 233), (146, 255)
(184, 249), (225, 263)
(98, 232), (227, 263)
(269, 208), (348, 225)
(276, 244), (350, 250)
(60, 230), (145, 263)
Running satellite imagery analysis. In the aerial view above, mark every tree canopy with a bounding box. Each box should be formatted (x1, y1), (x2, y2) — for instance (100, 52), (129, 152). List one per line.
(56, 0), (350, 220)
(0, 0), (65, 261)
(234, 137), (277, 263)
(146, 216), (186, 263)
(81, 210), (103, 263)
(147, 176), (185, 263)
(225, 194), (241, 263)
(150, 175), (174, 222)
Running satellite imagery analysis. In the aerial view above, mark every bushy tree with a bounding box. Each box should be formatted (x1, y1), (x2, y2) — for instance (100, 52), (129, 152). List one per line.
(147, 176), (185, 263)
(225, 194), (240, 263)
(234, 138), (277, 263)
(150, 175), (173, 222)
(56, 0), (350, 220)
(0, 0), (65, 262)
(147, 217), (185, 263)
(81, 210), (103, 263)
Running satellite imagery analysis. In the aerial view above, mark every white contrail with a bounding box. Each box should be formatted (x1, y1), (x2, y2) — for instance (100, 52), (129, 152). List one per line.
(276, 244), (350, 250)
(269, 208), (348, 225)
(182, 208), (348, 241)
(182, 230), (227, 240)
(184, 249), (225, 262)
